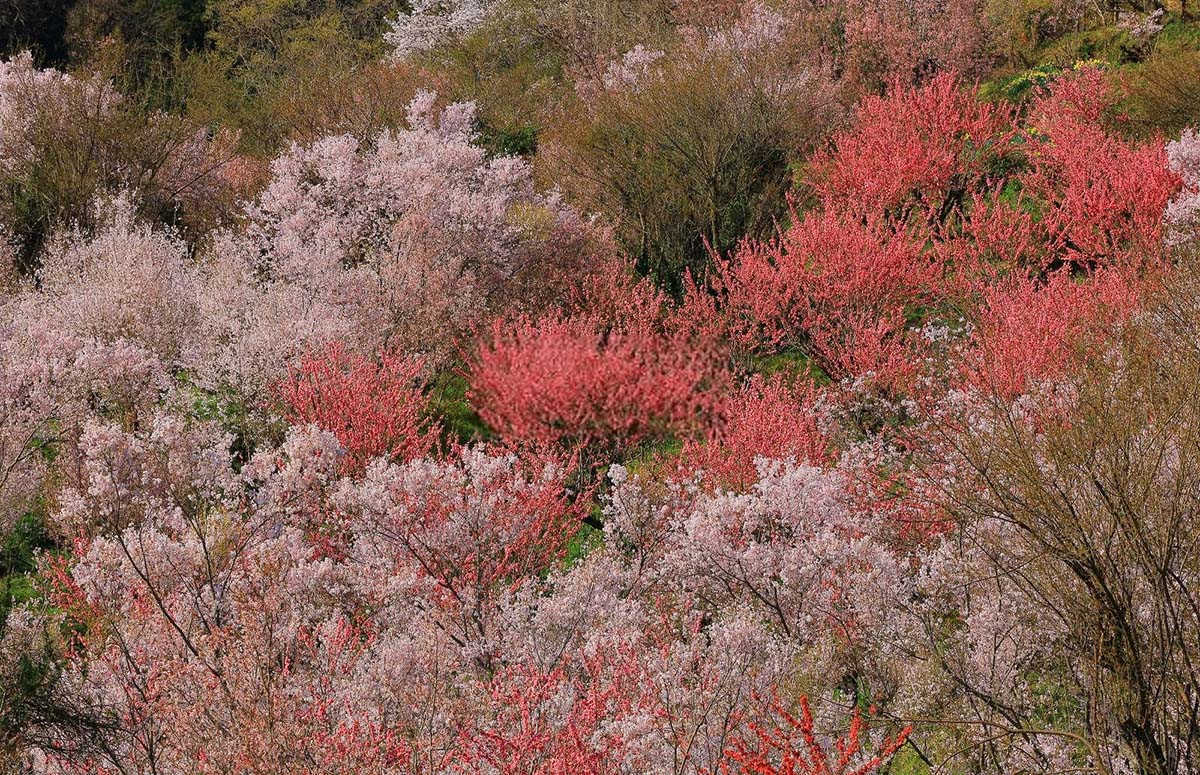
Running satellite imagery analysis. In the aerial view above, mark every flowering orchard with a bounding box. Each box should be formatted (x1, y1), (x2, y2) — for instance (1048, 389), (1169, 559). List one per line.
(3, 4), (1200, 774)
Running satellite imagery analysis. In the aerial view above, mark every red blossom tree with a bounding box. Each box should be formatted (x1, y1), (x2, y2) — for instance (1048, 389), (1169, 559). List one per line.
(455, 652), (649, 775)
(706, 67), (1179, 402)
(470, 277), (727, 463)
(713, 208), (944, 393)
(721, 696), (911, 775)
(276, 342), (437, 474)
(967, 267), (1145, 399)
(1019, 68), (1181, 271)
(682, 375), (829, 490)
(808, 72), (1012, 220)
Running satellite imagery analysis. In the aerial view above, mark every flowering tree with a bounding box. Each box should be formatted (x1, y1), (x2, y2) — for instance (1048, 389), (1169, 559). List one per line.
(681, 375), (829, 490)
(839, 0), (990, 87)
(721, 695), (911, 775)
(0, 330), (61, 534)
(30, 195), (200, 365)
(965, 267), (1143, 398)
(276, 342), (436, 474)
(386, 0), (493, 60)
(604, 460), (907, 649)
(6, 20), (1200, 775)
(470, 277), (726, 464)
(0, 197), (199, 530)
(455, 654), (643, 774)
(0, 52), (237, 268)
(707, 66), (1178, 402)
(195, 89), (612, 397)
(808, 72), (1012, 220)
(1166, 127), (1200, 245)
(714, 209), (944, 394)
(37, 418), (370, 774)
(1019, 68), (1180, 270)
(341, 446), (588, 673)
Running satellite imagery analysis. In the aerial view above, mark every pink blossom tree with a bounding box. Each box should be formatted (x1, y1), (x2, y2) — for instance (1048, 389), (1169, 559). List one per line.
(1166, 127), (1200, 246)
(195, 90), (613, 399)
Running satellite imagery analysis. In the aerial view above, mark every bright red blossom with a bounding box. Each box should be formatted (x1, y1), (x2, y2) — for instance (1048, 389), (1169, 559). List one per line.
(470, 277), (727, 460)
(683, 375), (829, 490)
(721, 695), (911, 775)
(715, 208), (943, 393)
(276, 341), (437, 474)
(809, 72), (1012, 218)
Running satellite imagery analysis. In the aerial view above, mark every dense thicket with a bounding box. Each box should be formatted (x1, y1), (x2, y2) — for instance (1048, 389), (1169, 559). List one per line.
(2, 2), (1200, 774)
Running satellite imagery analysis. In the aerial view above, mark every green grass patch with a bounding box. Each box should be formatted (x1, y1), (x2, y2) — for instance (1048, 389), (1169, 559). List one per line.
(563, 520), (604, 568)
(889, 744), (933, 775)
(750, 349), (830, 385)
(425, 370), (492, 447)
(1, 509), (59, 622)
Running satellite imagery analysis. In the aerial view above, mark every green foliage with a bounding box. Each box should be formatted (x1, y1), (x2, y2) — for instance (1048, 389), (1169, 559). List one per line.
(982, 0), (1096, 69)
(1156, 17), (1200, 51)
(980, 63), (1062, 102)
(979, 15), (1200, 137)
(430, 14), (568, 142)
(1124, 25), (1200, 136)
(1, 513), (54, 577)
(178, 0), (395, 155)
(426, 370), (492, 447)
(65, 0), (210, 100)
(415, 0), (680, 172)
(1037, 25), (1140, 67)
(544, 48), (825, 296)
(5, 170), (58, 275)
(479, 122), (538, 157)
(888, 744), (933, 775)
(0, 626), (65, 761)
(749, 349), (831, 385)
(621, 436), (683, 477)
(563, 520), (602, 567)
(1, 512), (57, 620)
(179, 374), (283, 468)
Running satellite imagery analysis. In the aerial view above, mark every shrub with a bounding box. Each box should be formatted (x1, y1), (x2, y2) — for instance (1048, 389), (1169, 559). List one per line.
(707, 66), (1178, 401)
(839, 0), (992, 87)
(540, 4), (838, 293)
(714, 208), (945, 394)
(1020, 66), (1181, 269)
(0, 51), (237, 271)
(1126, 47), (1200, 136)
(807, 72), (1013, 220)
(965, 267), (1144, 397)
(469, 278), (725, 465)
(275, 342), (436, 475)
(178, 0), (396, 155)
(681, 374), (829, 490)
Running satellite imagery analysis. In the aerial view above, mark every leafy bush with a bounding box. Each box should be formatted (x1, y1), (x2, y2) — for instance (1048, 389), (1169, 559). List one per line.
(0, 52), (238, 271)
(541, 5), (837, 292)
